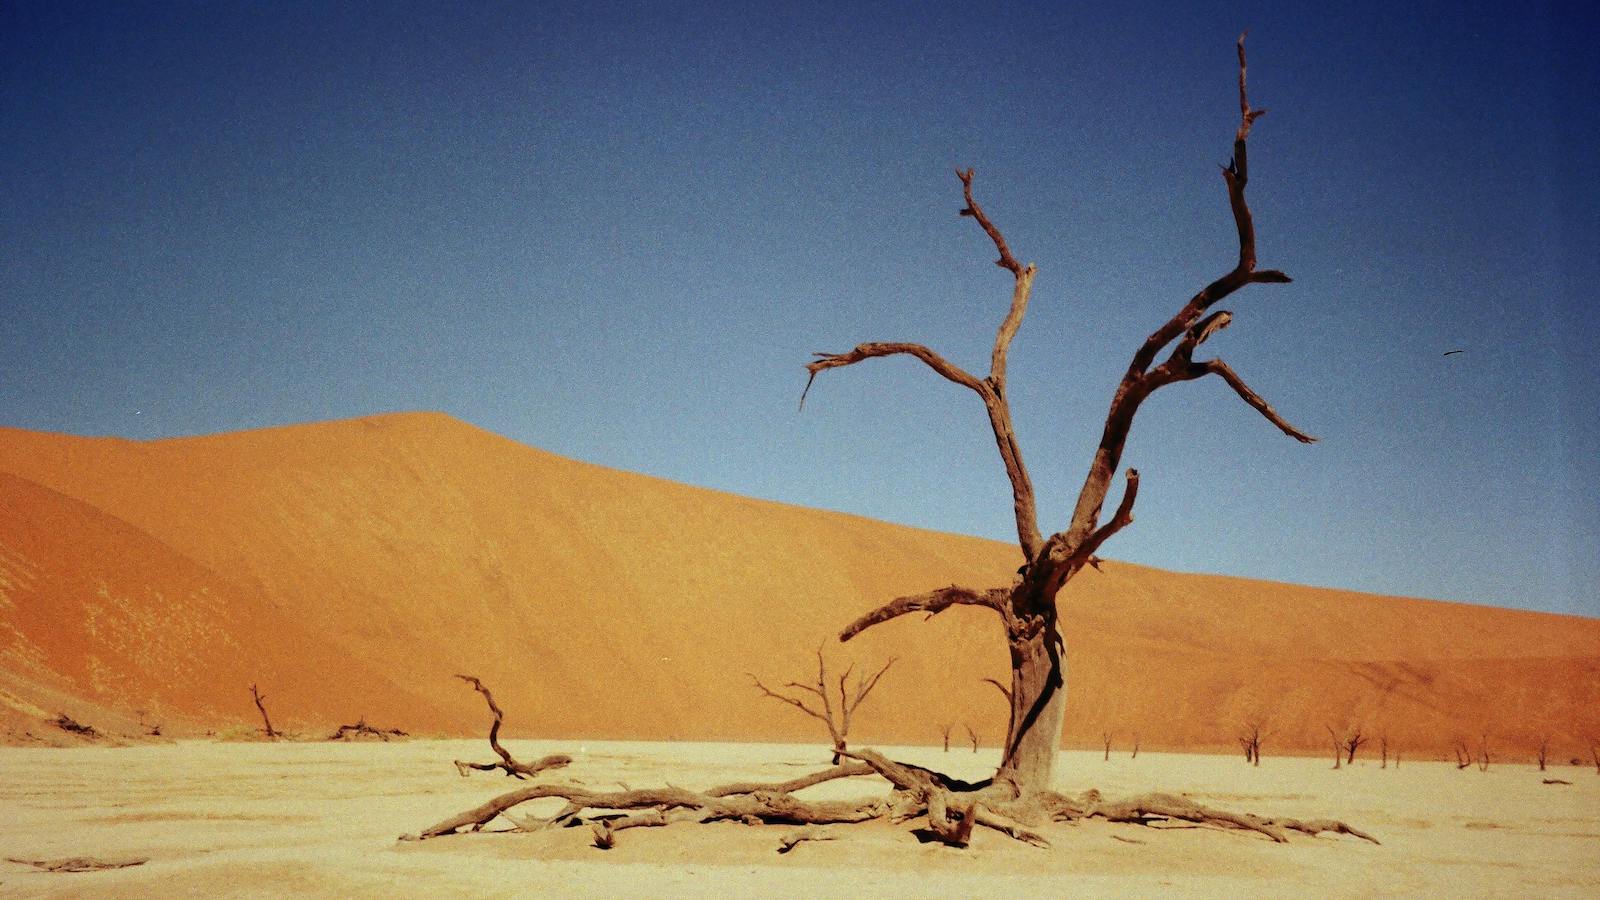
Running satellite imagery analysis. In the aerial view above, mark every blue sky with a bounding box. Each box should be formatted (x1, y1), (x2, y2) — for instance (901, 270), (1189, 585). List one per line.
(3, 1), (1596, 617)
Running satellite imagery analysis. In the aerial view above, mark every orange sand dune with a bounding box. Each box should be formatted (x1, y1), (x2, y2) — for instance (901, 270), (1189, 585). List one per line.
(1, 412), (1596, 756)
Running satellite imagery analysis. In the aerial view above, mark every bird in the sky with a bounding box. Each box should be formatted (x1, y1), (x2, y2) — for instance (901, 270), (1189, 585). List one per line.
(1443, 349), (1465, 357)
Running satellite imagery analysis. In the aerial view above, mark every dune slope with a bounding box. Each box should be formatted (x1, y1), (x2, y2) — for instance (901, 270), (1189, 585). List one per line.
(1, 412), (1595, 756)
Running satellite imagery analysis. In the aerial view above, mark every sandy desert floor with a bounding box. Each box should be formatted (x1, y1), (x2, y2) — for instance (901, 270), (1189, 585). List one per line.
(1, 739), (1596, 898)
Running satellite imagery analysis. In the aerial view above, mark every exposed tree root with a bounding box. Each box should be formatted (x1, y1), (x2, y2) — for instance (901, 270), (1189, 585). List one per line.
(1038, 789), (1380, 845)
(451, 675), (572, 779)
(405, 748), (1376, 851)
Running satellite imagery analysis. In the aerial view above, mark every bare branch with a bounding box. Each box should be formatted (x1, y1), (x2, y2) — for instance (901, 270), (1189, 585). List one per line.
(800, 170), (1045, 559)
(1197, 359), (1316, 443)
(1235, 31), (1268, 143)
(957, 167), (1022, 275)
(838, 655), (894, 743)
(982, 677), (1011, 702)
(839, 585), (1011, 642)
(800, 343), (982, 410)
(749, 674), (830, 728)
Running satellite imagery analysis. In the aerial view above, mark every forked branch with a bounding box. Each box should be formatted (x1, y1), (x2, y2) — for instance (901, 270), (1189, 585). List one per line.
(801, 169), (1044, 559)
(1069, 469), (1140, 568)
(1055, 31), (1307, 568)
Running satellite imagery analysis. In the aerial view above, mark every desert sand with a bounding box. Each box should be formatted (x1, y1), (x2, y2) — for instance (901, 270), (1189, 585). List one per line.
(2, 739), (1596, 897)
(2, 412), (1597, 757)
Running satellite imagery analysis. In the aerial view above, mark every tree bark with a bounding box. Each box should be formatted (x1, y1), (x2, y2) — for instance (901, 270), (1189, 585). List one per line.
(997, 615), (1068, 792)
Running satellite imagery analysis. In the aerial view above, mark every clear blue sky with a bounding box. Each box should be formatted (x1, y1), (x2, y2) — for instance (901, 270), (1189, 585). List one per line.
(3, 2), (1595, 617)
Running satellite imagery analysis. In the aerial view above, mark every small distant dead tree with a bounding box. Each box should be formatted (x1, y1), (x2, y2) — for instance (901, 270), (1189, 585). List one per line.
(941, 722), (954, 752)
(1326, 726), (1342, 770)
(964, 723), (979, 753)
(1342, 728), (1368, 766)
(1590, 738), (1599, 774)
(248, 683), (278, 740)
(452, 675), (571, 778)
(1477, 732), (1491, 772)
(1536, 734), (1549, 771)
(1238, 721), (1263, 766)
(751, 649), (894, 764)
(1102, 731), (1114, 761)
(1131, 732), (1140, 759)
(1453, 737), (1472, 770)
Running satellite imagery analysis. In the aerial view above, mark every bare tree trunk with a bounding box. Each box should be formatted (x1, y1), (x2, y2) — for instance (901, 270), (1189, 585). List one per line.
(1327, 726), (1342, 770)
(1102, 731), (1113, 761)
(1131, 732), (1140, 759)
(1537, 735), (1548, 771)
(941, 723), (952, 753)
(249, 684), (278, 740)
(964, 723), (979, 753)
(998, 623), (1068, 792)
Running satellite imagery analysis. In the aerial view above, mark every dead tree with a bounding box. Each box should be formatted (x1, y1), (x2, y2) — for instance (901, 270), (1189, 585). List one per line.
(1477, 732), (1491, 772)
(941, 722), (954, 752)
(1238, 721), (1263, 767)
(1536, 734), (1549, 771)
(1379, 732), (1388, 769)
(1326, 726), (1342, 769)
(1591, 738), (1599, 774)
(803, 33), (1314, 799)
(965, 723), (979, 753)
(1102, 731), (1114, 761)
(1453, 737), (1472, 770)
(249, 683), (278, 740)
(411, 37), (1374, 851)
(1342, 728), (1368, 765)
(452, 675), (571, 778)
(1131, 732), (1140, 759)
(751, 649), (894, 764)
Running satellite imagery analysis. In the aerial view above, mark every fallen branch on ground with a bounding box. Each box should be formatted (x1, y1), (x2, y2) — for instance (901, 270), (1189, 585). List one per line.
(451, 675), (572, 778)
(7, 856), (148, 872)
(328, 717), (408, 741)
